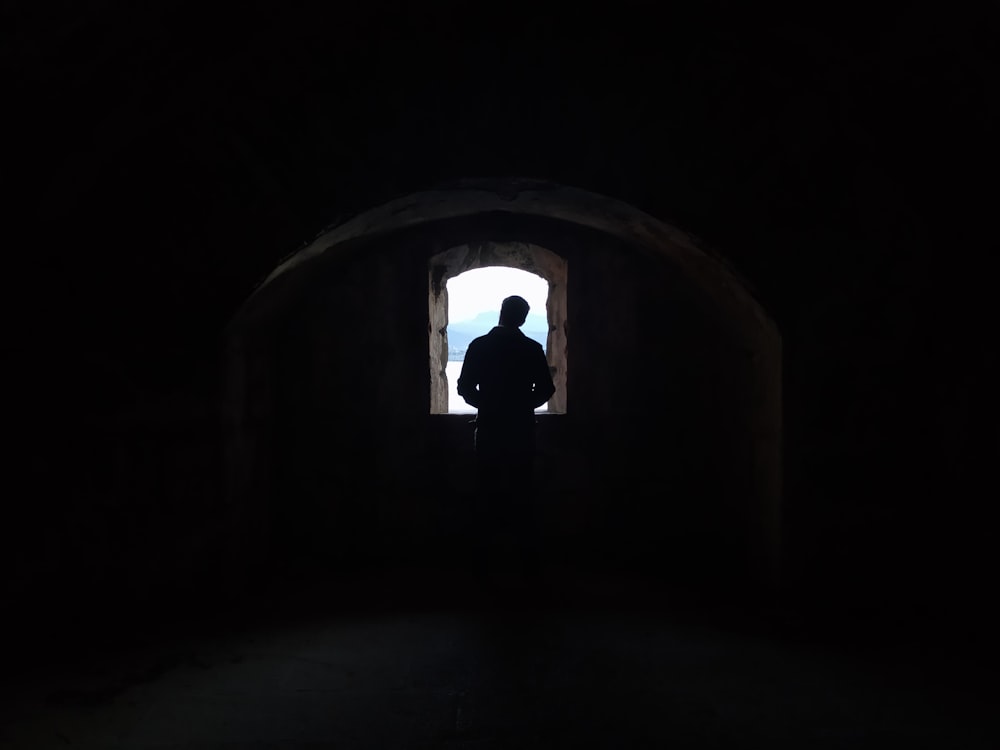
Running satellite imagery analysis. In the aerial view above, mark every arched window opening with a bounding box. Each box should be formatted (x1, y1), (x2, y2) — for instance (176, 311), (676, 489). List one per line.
(429, 241), (568, 415)
(445, 267), (550, 414)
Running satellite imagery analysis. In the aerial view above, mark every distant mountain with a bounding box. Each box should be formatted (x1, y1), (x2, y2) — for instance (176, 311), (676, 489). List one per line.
(447, 311), (548, 355)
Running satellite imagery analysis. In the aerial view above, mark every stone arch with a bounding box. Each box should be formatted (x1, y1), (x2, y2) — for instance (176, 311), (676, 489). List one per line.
(239, 180), (769, 334)
(224, 180), (783, 590)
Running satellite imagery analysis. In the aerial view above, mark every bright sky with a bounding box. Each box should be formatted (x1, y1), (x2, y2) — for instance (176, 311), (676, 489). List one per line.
(447, 266), (548, 323)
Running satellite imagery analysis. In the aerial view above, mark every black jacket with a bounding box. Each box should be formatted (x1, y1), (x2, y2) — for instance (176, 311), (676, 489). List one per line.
(456, 326), (555, 430)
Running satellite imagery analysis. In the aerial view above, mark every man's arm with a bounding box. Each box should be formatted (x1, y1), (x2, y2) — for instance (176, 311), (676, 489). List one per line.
(530, 346), (556, 409)
(456, 343), (482, 408)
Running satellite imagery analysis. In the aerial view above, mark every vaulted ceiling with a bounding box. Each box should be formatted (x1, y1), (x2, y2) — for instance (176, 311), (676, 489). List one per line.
(7, 2), (995, 411)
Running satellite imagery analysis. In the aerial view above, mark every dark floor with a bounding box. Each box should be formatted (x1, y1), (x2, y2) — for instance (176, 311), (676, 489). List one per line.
(1, 567), (996, 749)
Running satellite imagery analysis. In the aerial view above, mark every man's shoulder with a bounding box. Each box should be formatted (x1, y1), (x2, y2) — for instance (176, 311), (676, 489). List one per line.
(519, 331), (545, 351)
(464, 330), (495, 356)
(468, 330), (495, 346)
(471, 326), (505, 342)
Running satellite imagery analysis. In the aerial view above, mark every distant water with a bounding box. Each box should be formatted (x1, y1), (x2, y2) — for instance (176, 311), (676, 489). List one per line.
(445, 361), (476, 414)
(445, 360), (548, 414)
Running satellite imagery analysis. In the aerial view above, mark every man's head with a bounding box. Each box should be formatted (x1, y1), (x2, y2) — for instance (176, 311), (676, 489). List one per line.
(499, 295), (530, 327)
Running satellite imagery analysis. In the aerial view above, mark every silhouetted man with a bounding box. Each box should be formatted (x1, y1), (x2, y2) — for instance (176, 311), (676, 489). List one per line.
(457, 295), (555, 585)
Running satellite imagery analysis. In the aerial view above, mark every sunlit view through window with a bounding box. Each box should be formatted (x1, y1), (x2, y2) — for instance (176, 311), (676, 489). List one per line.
(446, 266), (549, 414)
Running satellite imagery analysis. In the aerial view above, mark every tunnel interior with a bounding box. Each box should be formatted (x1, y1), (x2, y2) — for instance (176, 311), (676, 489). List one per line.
(6, 4), (998, 745)
(223, 185), (782, 597)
